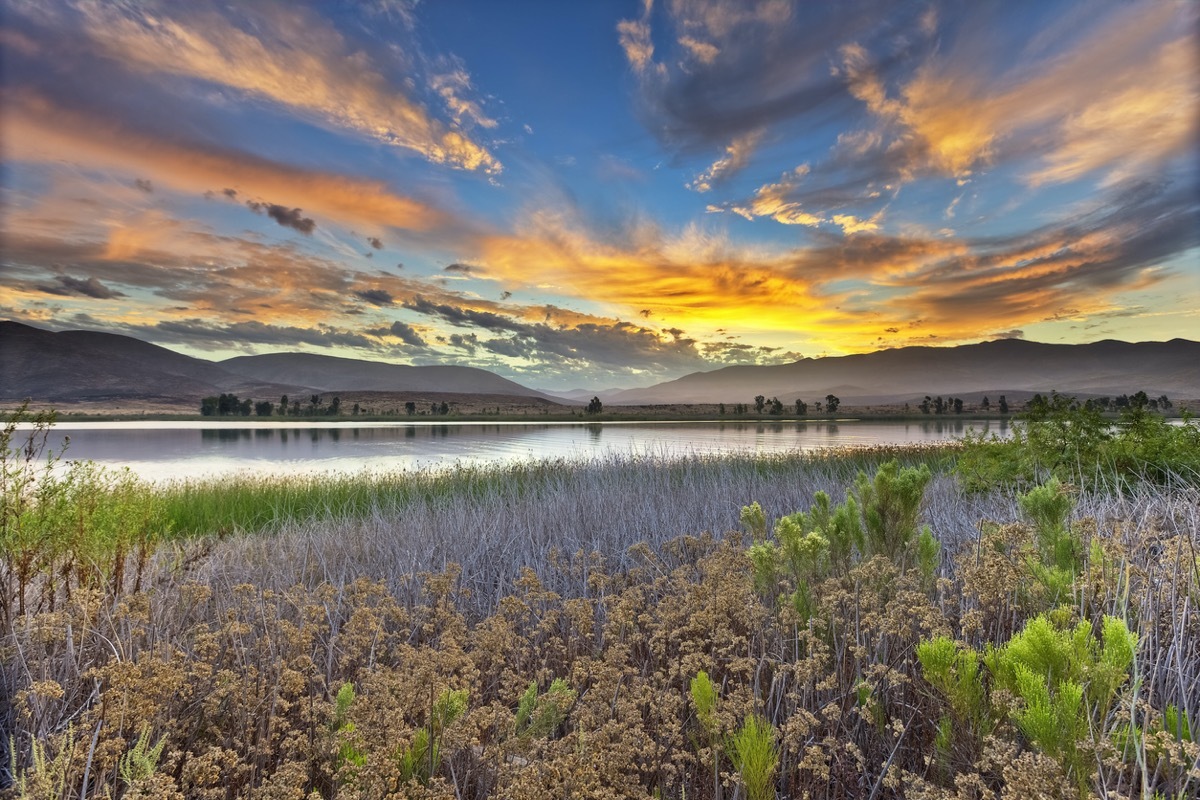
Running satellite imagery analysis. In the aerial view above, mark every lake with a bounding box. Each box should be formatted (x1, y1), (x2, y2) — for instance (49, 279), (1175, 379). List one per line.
(21, 419), (1010, 483)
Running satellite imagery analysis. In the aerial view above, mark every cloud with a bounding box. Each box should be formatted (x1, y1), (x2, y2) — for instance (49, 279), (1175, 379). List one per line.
(134, 178), (153, 193)
(3, 90), (448, 234)
(39, 275), (126, 299)
(688, 130), (762, 192)
(446, 332), (479, 354)
(246, 200), (316, 234)
(367, 237), (383, 250)
(354, 289), (394, 306)
(617, 0), (656, 75)
(388, 321), (426, 347)
(58, 0), (501, 173)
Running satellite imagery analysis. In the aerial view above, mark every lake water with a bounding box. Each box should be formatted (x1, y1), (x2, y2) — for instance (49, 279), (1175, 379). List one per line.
(20, 419), (1010, 483)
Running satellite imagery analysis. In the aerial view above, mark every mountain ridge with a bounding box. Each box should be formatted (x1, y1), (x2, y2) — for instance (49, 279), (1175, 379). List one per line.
(602, 338), (1200, 404)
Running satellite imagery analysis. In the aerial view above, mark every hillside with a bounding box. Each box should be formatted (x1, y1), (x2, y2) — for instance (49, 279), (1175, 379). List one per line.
(0, 320), (256, 401)
(220, 352), (552, 399)
(0, 321), (550, 404)
(604, 338), (1200, 405)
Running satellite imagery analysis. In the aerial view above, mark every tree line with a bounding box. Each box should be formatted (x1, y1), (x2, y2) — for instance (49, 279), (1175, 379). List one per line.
(200, 394), (357, 417)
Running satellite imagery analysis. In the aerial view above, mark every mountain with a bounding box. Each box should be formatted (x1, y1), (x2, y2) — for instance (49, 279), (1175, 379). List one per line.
(0, 321), (548, 403)
(604, 339), (1200, 405)
(220, 352), (552, 399)
(0, 320), (258, 401)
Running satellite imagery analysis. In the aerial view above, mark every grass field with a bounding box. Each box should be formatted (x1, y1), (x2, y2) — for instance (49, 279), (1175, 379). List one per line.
(2, 405), (1198, 798)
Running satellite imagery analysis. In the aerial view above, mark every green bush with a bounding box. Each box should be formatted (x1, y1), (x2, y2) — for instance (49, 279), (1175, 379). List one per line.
(727, 714), (778, 800)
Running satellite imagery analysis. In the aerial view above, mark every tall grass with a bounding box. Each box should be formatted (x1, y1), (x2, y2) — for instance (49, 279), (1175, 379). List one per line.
(3, 405), (1198, 798)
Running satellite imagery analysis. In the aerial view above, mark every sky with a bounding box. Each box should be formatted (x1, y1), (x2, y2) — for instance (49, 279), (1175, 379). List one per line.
(1, 0), (1197, 391)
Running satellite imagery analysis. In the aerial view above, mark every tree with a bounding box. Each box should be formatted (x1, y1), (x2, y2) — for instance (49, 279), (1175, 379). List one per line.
(718, 403), (726, 415)
(815, 401), (823, 413)
(217, 393), (239, 416)
(280, 394), (288, 410)
(920, 396), (931, 414)
(795, 399), (807, 415)
(933, 396), (945, 415)
(352, 402), (360, 416)
(953, 397), (963, 414)
(981, 396), (990, 410)
(998, 395), (1009, 414)
(825, 394), (840, 414)
(754, 395), (766, 413)
(1158, 394), (1172, 410)
(439, 401), (449, 415)
(200, 396), (218, 416)
(330, 396), (341, 415)
(769, 397), (784, 415)
(238, 398), (252, 416)
(586, 396), (603, 414)
(405, 401), (416, 416)
(254, 401), (273, 417)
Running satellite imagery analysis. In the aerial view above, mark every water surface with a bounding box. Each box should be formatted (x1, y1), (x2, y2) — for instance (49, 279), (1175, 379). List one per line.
(24, 419), (1009, 482)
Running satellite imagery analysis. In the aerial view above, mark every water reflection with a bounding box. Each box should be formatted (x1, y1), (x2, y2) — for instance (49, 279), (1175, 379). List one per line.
(41, 419), (1009, 483)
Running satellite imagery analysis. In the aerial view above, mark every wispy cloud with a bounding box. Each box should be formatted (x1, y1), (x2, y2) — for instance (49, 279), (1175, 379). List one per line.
(2, 90), (448, 233)
(58, 0), (501, 173)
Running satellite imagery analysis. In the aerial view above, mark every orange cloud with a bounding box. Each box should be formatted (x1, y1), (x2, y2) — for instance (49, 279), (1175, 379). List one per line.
(840, 0), (1196, 186)
(73, 1), (501, 174)
(2, 90), (447, 234)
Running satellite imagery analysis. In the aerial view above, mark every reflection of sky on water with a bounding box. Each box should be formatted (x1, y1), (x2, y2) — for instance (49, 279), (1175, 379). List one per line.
(29, 419), (1010, 483)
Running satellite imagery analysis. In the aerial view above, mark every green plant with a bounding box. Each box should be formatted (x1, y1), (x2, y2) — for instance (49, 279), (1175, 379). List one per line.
(398, 687), (468, 785)
(727, 714), (778, 800)
(1018, 478), (1083, 605)
(984, 614), (1136, 795)
(118, 726), (167, 788)
(690, 671), (722, 800)
(515, 678), (574, 740)
(852, 459), (932, 564)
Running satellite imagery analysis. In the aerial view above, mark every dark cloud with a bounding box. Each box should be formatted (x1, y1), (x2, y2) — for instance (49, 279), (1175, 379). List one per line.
(38, 276), (126, 299)
(354, 288), (394, 306)
(134, 178), (153, 193)
(223, 188), (239, 198)
(368, 237), (383, 249)
(500, 290), (512, 300)
(446, 332), (478, 354)
(125, 319), (379, 351)
(993, 329), (1025, 339)
(444, 263), (474, 274)
(388, 320), (426, 347)
(624, 1), (933, 156)
(246, 201), (316, 234)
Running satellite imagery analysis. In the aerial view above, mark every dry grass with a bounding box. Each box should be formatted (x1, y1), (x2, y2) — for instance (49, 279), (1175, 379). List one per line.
(2, 442), (1198, 798)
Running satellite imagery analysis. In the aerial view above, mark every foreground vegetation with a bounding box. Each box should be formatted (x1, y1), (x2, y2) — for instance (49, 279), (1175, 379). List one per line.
(2, 404), (1198, 798)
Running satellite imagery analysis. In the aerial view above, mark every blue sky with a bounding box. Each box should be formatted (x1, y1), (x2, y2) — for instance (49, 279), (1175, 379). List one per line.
(1, 0), (1197, 390)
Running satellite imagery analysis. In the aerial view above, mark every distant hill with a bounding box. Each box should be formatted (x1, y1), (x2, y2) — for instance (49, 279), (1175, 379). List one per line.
(0, 320), (260, 401)
(220, 352), (552, 399)
(604, 338), (1200, 405)
(0, 321), (549, 403)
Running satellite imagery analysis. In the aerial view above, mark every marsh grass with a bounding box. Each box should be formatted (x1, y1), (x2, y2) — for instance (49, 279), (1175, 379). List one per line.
(3, 406), (1199, 799)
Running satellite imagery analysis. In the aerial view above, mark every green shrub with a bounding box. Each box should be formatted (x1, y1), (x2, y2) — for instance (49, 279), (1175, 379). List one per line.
(727, 714), (778, 800)
(514, 678), (573, 739)
(852, 459), (932, 565)
(984, 614), (1136, 794)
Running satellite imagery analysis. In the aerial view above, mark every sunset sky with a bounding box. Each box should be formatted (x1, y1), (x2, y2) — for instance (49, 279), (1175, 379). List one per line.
(2, 0), (1197, 390)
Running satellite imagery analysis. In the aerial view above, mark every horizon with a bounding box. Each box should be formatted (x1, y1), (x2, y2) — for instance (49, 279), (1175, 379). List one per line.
(6, 317), (1194, 394)
(2, 1), (1197, 391)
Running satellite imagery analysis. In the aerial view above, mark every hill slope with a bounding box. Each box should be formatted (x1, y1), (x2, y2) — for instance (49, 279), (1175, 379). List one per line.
(605, 339), (1200, 404)
(0, 321), (249, 401)
(219, 352), (551, 398)
(0, 321), (549, 403)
